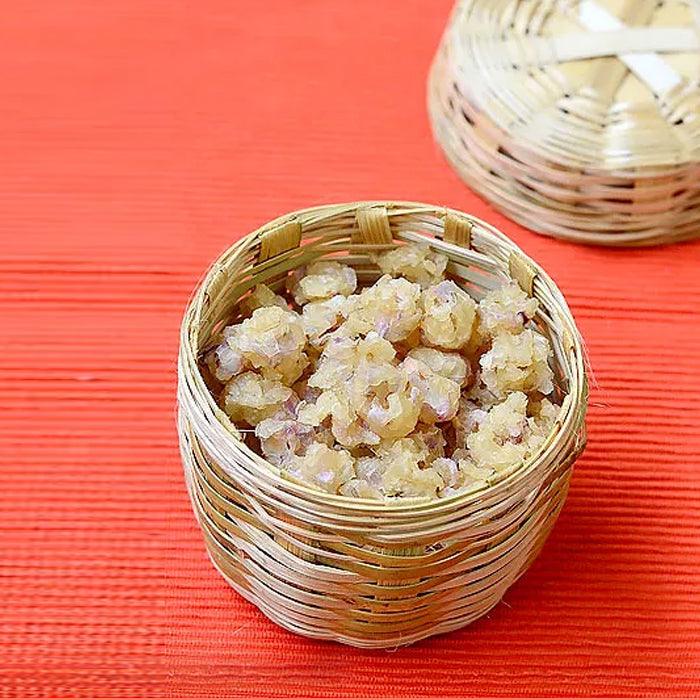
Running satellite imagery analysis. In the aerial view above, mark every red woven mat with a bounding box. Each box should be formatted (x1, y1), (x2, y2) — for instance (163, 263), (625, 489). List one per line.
(1, 1), (699, 697)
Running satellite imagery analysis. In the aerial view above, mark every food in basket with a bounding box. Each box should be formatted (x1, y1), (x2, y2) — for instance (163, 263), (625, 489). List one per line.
(204, 243), (561, 499)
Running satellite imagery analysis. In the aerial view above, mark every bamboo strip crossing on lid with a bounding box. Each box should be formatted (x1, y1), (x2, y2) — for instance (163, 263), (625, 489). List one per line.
(177, 202), (588, 647)
(428, 0), (700, 246)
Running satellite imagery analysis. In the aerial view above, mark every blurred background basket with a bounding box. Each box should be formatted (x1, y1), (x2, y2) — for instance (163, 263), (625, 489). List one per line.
(428, 0), (700, 246)
(177, 202), (588, 648)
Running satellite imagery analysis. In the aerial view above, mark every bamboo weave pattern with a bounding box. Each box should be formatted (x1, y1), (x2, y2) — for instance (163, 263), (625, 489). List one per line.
(428, 0), (700, 246)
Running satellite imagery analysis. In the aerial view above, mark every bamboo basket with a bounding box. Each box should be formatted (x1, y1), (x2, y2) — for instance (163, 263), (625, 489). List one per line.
(177, 202), (588, 648)
(428, 0), (700, 246)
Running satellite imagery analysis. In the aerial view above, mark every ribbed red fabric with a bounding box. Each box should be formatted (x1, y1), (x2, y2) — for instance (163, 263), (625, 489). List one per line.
(1, 1), (699, 697)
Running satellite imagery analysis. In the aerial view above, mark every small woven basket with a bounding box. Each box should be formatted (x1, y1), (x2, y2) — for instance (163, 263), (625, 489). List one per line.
(428, 0), (700, 246)
(177, 202), (588, 648)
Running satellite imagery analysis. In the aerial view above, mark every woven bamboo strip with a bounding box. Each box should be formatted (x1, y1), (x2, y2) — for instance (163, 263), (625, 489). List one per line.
(428, 0), (700, 246)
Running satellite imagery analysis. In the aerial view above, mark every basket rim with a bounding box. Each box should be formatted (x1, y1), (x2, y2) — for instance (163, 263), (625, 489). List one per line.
(178, 200), (588, 514)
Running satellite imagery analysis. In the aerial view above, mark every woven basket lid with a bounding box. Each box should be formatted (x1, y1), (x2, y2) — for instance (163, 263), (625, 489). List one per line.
(429, 0), (700, 246)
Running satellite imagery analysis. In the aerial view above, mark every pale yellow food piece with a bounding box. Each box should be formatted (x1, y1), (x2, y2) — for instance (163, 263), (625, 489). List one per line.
(354, 455), (384, 488)
(217, 276), (562, 500)
(435, 457), (495, 497)
(306, 335), (357, 390)
(291, 378), (322, 404)
(372, 243), (448, 289)
(285, 443), (355, 494)
(478, 282), (538, 337)
(432, 457), (460, 490)
(355, 330), (397, 365)
(239, 284), (288, 317)
(348, 361), (421, 440)
(467, 392), (553, 472)
(374, 435), (426, 463)
(287, 260), (357, 305)
(529, 397), (560, 436)
(420, 280), (477, 350)
(205, 332), (246, 382)
(402, 356), (461, 424)
(344, 275), (422, 342)
(451, 377), (500, 448)
(236, 306), (308, 385)
(297, 388), (382, 448)
(356, 447), (442, 499)
(308, 332), (395, 390)
(223, 372), (295, 426)
(406, 347), (470, 387)
(339, 478), (383, 499)
(301, 295), (348, 349)
(370, 435), (448, 498)
(373, 427), (444, 468)
(479, 328), (554, 398)
(451, 394), (490, 449)
(255, 417), (317, 466)
(379, 451), (443, 499)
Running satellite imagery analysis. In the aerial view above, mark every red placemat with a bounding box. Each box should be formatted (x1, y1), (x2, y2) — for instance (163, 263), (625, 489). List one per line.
(1, 1), (699, 697)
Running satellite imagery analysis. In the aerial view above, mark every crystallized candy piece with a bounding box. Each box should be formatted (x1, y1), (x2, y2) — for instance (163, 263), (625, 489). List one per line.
(291, 378), (322, 404)
(275, 352), (310, 387)
(529, 397), (559, 436)
(373, 436), (426, 462)
(356, 448), (442, 498)
(287, 260), (357, 305)
(457, 458), (495, 486)
(339, 478), (383, 499)
(239, 284), (288, 317)
(306, 335), (357, 389)
(467, 392), (552, 472)
(406, 347), (470, 387)
(301, 295), (348, 349)
(308, 332), (396, 390)
(255, 417), (317, 466)
(452, 394), (490, 448)
(298, 388), (382, 448)
(372, 243), (448, 289)
(205, 329), (246, 382)
(366, 435), (446, 498)
(349, 361), (421, 440)
(223, 372), (295, 426)
(479, 328), (554, 398)
(402, 356), (461, 424)
(467, 392), (530, 470)
(410, 425), (446, 464)
(355, 330), (397, 365)
(435, 457), (494, 497)
(373, 428), (445, 468)
(478, 282), (539, 337)
(236, 306), (308, 384)
(285, 443), (355, 494)
(378, 450), (443, 499)
(420, 280), (477, 350)
(344, 275), (422, 342)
